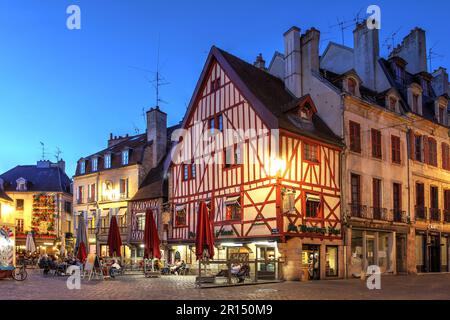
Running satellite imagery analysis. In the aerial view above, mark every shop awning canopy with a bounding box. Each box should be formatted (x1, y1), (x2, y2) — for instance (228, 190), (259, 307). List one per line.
(306, 194), (321, 202)
(225, 196), (240, 205)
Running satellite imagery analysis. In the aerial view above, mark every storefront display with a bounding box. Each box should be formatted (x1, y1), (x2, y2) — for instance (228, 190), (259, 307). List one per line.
(0, 225), (15, 267)
(326, 246), (338, 277)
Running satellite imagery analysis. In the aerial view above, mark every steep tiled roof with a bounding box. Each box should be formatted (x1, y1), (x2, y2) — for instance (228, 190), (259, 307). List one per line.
(131, 124), (181, 202)
(0, 166), (72, 194)
(75, 133), (149, 176)
(0, 189), (12, 202)
(216, 48), (342, 146)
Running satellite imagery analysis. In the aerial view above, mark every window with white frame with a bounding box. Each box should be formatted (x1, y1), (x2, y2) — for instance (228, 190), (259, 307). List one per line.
(104, 153), (112, 169)
(80, 161), (86, 174)
(16, 178), (27, 191)
(122, 150), (129, 165)
(282, 189), (296, 213)
(91, 157), (98, 172)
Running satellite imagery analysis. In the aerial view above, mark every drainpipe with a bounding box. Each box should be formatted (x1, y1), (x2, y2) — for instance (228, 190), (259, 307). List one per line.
(406, 125), (412, 274)
(340, 93), (348, 279)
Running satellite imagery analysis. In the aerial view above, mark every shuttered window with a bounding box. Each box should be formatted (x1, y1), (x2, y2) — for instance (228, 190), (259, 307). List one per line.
(443, 143), (450, 170)
(371, 129), (382, 159)
(428, 138), (437, 167)
(391, 135), (401, 164)
(349, 121), (361, 153)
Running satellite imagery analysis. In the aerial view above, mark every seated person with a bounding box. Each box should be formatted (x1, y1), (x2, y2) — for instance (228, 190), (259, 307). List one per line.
(236, 265), (249, 283)
(109, 259), (121, 279)
(170, 260), (182, 274)
(230, 263), (241, 276)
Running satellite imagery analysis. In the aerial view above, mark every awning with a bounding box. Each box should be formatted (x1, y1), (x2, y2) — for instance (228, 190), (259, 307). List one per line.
(176, 204), (186, 211)
(117, 208), (127, 216)
(225, 196), (240, 206)
(306, 194), (321, 202)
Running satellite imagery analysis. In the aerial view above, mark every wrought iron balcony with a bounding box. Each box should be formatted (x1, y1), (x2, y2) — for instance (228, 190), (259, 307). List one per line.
(430, 208), (441, 222)
(392, 209), (407, 223)
(415, 206), (427, 221)
(371, 207), (383, 220)
(349, 203), (366, 218)
(444, 210), (450, 223)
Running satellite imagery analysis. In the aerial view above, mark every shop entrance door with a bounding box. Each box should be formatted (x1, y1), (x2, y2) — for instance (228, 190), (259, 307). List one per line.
(366, 236), (376, 267)
(428, 235), (441, 273)
(302, 245), (320, 280)
(256, 246), (276, 280)
(396, 235), (407, 274)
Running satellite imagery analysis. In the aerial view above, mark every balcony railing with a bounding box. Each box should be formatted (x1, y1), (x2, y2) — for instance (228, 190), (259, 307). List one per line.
(349, 203), (366, 218)
(444, 210), (450, 223)
(77, 199), (83, 204)
(415, 206), (427, 221)
(349, 203), (406, 223)
(392, 209), (407, 223)
(430, 208), (441, 222)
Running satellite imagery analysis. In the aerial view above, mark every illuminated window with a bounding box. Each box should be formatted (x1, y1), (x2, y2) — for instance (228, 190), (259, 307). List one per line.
(175, 208), (187, 226)
(104, 154), (112, 169)
(122, 150), (129, 166)
(326, 246), (338, 277)
(137, 215), (145, 231)
(120, 179), (128, 198)
(80, 161), (86, 174)
(16, 199), (24, 211)
(224, 196), (241, 221)
(305, 194), (321, 218)
(304, 143), (319, 163)
(15, 219), (24, 234)
(91, 157), (98, 172)
(224, 144), (242, 168)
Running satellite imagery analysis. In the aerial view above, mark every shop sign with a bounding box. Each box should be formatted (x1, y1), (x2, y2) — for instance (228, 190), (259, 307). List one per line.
(288, 223), (340, 236)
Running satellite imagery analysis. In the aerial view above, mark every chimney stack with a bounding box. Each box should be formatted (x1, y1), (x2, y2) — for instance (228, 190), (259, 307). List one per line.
(432, 67), (449, 97)
(284, 26), (302, 98)
(391, 27), (427, 75)
(353, 20), (380, 91)
(147, 107), (168, 168)
(301, 28), (320, 74)
(253, 54), (266, 70)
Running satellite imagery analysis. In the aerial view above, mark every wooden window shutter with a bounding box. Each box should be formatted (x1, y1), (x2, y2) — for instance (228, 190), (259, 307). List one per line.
(408, 130), (415, 160)
(423, 135), (429, 164)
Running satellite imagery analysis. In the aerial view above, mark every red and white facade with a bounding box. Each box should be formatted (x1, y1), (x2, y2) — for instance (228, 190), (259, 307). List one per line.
(168, 48), (344, 280)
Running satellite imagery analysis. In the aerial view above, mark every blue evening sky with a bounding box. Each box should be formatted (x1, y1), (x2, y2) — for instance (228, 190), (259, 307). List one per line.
(0, 0), (448, 177)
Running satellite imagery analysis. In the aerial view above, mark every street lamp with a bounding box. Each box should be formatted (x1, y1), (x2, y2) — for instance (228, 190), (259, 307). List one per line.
(270, 158), (286, 178)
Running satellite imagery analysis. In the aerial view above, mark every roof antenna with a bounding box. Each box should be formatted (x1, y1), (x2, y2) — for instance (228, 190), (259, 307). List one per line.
(329, 9), (363, 46)
(39, 142), (46, 160)
(428, 42), (444, 73)
(382, 27), (402, 54)
(151, 36), (170, 107)
(55, 147), (62, 162)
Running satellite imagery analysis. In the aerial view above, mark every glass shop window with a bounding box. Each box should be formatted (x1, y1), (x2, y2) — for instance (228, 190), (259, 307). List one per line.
(326, 246), (338, 277)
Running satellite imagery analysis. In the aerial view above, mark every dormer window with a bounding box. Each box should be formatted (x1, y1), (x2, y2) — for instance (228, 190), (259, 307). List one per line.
(408, 84), (423, 115)
(122, 149), (129, 166)
(439, 106), (446, 125)
(298, 103), (315, 121)
(421, 78), (430, 96)
(80, 161), (86, 174)
(16, 178), (27, 191)
(104, 153), (112, 169)
(347, 78), (357, 96)
(389, 97), (397, 111)
(91, 157), (98, 172)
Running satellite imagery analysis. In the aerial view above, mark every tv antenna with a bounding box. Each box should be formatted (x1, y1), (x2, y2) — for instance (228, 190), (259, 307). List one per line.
(382, 27), (402, 53)
(329, 9), (364, 46)
(39, 142), (46, 160)
(428, 42), (444, 73)
(132, 122), (140, 134)
(55, 147), (62, 162)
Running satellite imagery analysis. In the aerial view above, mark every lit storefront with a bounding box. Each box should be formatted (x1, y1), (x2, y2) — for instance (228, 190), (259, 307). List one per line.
(349, 228), (407, 276)
(415, 229), (450, 273)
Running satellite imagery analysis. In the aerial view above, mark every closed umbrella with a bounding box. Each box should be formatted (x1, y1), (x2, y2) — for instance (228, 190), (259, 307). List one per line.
(143, 209), (161, 260)
(107, 215), (122, 257)
(75, 214), (88, 263)
(25, 232), (36, 253)
(60, 236), (66, 258)
(195, 201), (215, 260)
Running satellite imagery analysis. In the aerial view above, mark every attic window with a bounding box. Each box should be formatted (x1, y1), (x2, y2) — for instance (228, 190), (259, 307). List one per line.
(80, 161), (86, 174)
(388, 96), (397, 112)
(421, 78), (430, 96)
(211, 77), (221, 92)
(347, 78), (357, 95)
(439, 105), (446, 125)
(16, 178), (27, 191)
(122, 149), (129, 166)
(299, 103), (314, 121)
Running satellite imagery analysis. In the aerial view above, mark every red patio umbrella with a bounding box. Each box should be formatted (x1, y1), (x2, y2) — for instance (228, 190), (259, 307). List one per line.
(143, 209), (161, 259)
(107, 216), (123, 257)
(77, 242), (87, 263)
(195, 201), (215, 260)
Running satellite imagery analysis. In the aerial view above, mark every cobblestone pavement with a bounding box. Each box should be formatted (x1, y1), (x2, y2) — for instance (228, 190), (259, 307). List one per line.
(1, 269), (450, 300)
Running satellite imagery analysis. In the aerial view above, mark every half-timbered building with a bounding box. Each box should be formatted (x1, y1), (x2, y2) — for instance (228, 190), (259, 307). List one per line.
(168, 47), (344, 280)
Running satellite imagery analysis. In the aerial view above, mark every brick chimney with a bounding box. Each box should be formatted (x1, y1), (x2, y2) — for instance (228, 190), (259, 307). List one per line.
(50, 159), (66, 172)
(253, 54), (266, 70)
(300, 28), (320, 94)
(284, 26), (302, 97)
(108, 133), (128, 148)
(353, 20), (380, 91)
(432, 67), (449, 97)
(147, 107), (167, 168)
(390, 27), (427, 75)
